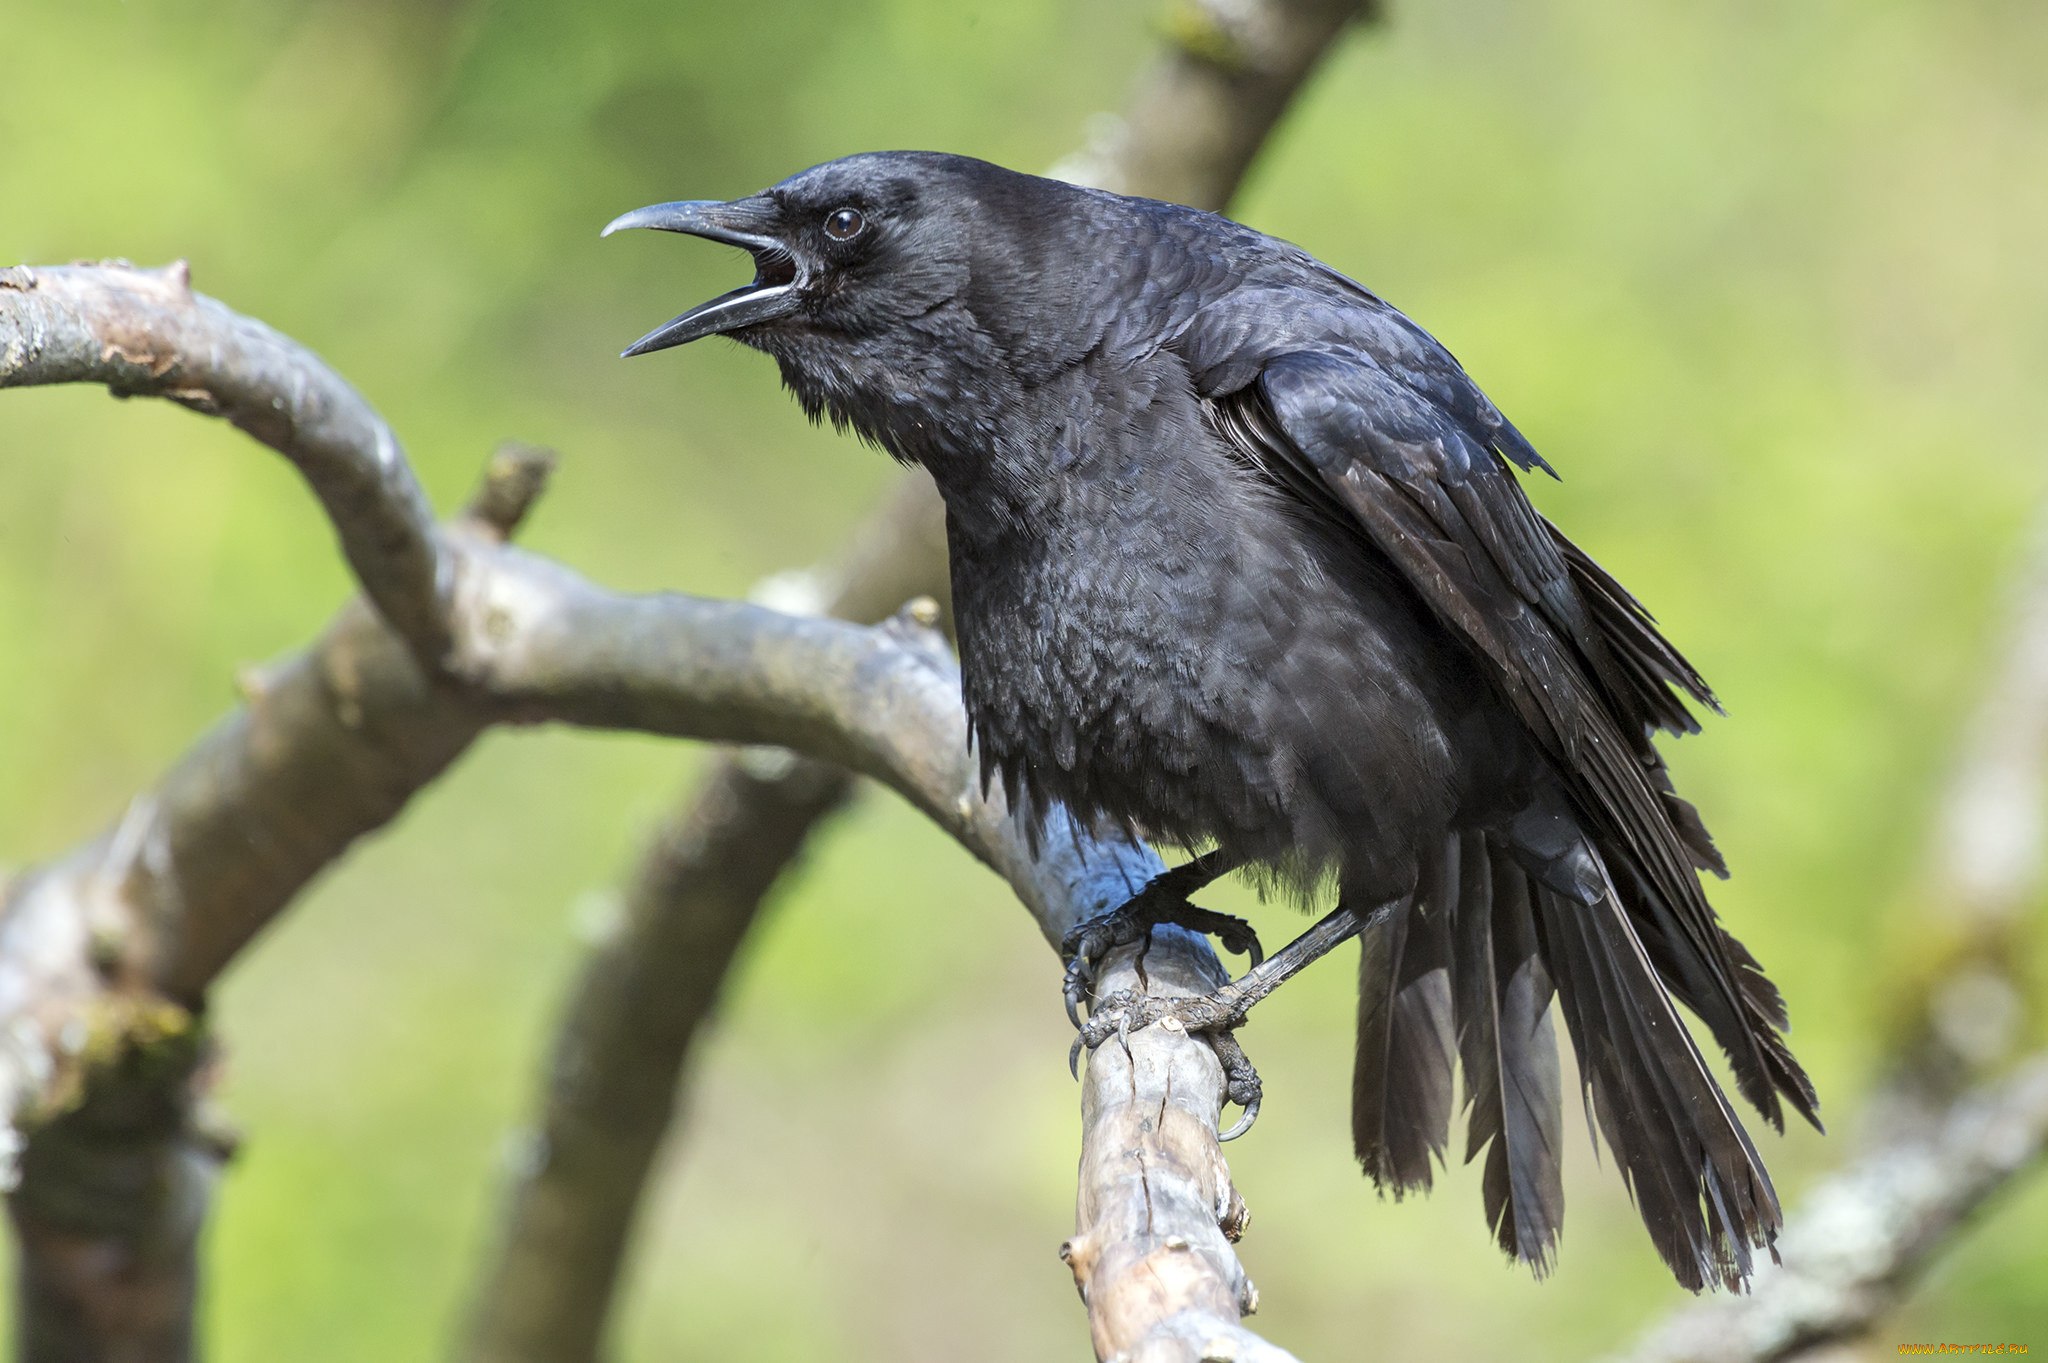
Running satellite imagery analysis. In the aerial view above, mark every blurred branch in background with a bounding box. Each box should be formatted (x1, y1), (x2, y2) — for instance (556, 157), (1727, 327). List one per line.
(462, 2), (1379, 1361)
(457, 476), (941, 1363)
(1053, 0), (1380, 207)
(1611, 1059), (2048, 1363)
(1611, 504), (2048, 1363)
(1887, 510), (2048, 1100)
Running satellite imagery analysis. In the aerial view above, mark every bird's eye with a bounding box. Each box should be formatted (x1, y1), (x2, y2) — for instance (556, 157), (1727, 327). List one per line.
(823, 207), (865, 242)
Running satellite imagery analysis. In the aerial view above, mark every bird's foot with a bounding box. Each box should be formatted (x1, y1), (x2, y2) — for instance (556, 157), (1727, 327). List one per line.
(1066, 987), (1265, 1140)
(1065, 903), (1369, 1143)
(1060, 883), (1262, 1029)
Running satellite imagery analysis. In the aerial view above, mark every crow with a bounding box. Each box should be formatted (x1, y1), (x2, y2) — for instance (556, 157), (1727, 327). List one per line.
(605, 151), (1819, 1290)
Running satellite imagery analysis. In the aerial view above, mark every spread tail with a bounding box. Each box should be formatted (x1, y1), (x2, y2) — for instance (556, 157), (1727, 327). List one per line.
(1352, 832), (1800, 1291)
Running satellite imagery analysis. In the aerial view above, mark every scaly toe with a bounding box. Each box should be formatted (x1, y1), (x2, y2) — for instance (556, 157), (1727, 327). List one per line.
(1066, 989), (1157, 1077)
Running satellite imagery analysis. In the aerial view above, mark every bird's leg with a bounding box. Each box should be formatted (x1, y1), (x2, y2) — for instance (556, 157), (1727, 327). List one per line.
(1070, 902), (1375, 1138)
(1060, 847), (1259, 1028)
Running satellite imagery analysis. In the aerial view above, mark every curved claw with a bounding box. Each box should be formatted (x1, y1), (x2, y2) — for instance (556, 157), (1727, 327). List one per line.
(1218, 1093), (1261, 1142)
(1068, 1032), (1087, 1080)
(1240, 933), (1265, 969)
(1063, 957), (1094, 1031)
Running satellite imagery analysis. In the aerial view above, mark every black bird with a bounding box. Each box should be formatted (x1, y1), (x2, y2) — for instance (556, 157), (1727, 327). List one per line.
(606, 151), (1819, 1291)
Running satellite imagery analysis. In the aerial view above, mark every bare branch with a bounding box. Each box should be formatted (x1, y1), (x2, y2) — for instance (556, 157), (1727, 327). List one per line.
(1608, 1058), (2048, 1363)
(464, 442), (560, 540)
(1065, 933), (1297, 1363)
(7, 1011), (219, 1363)
(0, 262), (452, 665)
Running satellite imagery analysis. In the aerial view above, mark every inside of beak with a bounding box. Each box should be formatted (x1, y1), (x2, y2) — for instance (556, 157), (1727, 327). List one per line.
(752, 251), (798, 289)
(608, 202), (806, 357)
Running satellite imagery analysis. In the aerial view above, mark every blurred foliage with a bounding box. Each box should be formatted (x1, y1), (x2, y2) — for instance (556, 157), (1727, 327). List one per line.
(4, 0), (2048, 1358)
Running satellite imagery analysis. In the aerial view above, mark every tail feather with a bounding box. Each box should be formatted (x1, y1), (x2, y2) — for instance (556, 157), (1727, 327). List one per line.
(1449, 837), (1566, 1272)
(1351, 833), (1793, 1291)
(1549, 531), (1823, 1135)
(1642, 759), (1728, 879)
(1532, 878), (1782, 1291)
(1351, 851), (1457, 1192)
(1616, 862), (1822, 1134)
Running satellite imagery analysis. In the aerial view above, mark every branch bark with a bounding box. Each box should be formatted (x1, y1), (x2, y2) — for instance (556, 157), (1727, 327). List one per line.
(0, 263), (452, 666)
(1063, 929), (1297, 1363)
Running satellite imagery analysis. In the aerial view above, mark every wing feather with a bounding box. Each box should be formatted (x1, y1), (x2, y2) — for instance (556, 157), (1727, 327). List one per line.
(1191, 326), (1820, 1283)
(1211, 347), (1815, 1133)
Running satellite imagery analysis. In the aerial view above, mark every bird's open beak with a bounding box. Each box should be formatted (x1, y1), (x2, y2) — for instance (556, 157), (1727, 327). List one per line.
(603, 198), (802, 356)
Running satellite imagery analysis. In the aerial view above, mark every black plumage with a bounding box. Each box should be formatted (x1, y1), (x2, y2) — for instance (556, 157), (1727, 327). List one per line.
(606, 151), (1820, 1290)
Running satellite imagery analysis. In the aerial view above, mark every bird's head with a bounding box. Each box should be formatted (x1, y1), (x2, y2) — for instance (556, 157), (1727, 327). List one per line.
(606, 152), (1182, 500)
(603, 151), (1035, 361)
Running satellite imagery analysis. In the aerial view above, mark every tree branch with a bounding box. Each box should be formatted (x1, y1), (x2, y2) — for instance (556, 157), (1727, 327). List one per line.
(1064, 928), (1299, 1363)
(0, 446), (552, 1363)
(0, 262), (453, 666)
(1054, 0), (1378, 208)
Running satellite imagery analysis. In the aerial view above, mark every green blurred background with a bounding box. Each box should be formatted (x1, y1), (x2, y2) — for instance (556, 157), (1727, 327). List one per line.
(5, 0), (2046, 1357)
